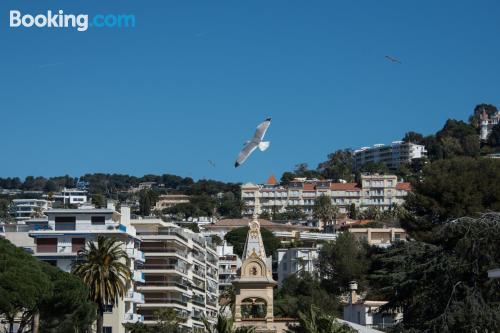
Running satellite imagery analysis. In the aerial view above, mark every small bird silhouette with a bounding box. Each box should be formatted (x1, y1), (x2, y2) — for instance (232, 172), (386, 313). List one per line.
(385, 55), (402, 64)
(208, 160), (216, 168)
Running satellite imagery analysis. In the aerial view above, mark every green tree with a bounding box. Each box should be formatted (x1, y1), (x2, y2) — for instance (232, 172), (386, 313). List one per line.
(72, 236), (132, 333)
(138, 189), (158, 216)
(203, 314), (256, 333)
(38, 263), (96, 333)
(92, 193), (106, 208)
(487, 123), (500, 148)
(183, 222), (200, 233)
(313, 195), (339, 229)
(0, 238), (52, 333)
(275, 273), (340, 318)
(402, 131), (425, 144)
(288, 305), (355, 333)
(371, 213), (500, 332)
(154, 308), (185, 333)
(402, 157), (500, 236)
(224, 227), (281, 258)
(316, 149), (355, 182)
(318, 232), (369, 294)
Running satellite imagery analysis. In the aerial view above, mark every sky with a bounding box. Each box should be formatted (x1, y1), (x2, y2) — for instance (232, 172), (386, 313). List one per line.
(1, 0), (499, 183)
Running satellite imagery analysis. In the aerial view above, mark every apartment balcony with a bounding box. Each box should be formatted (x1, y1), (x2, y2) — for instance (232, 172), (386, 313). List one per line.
(140, 280), (189, 291)
(127, 248), (145, 262)
(123, 313), (144, 324)
(133, 271), (145, 283)
(125, 291), (145, 304)
(142, 264), (188, 275)
(142, 297), (189, 307)
(141, 247), (189, 257)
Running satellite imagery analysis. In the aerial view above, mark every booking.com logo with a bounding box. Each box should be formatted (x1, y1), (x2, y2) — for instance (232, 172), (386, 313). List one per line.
(9, 10), (136, 32)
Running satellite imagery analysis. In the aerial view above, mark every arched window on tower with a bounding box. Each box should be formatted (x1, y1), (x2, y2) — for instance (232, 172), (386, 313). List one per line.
(241, 297), (267, 319)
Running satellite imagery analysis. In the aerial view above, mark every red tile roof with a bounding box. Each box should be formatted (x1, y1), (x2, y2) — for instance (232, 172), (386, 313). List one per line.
(396, 182), (412, 191)
(303, 183), (316, 191)
(266, 175), (278, 185)
(330, 183), (360, 191)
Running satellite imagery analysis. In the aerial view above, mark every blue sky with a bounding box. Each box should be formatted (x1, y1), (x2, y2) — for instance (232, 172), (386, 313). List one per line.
(1, 1), (499, 183)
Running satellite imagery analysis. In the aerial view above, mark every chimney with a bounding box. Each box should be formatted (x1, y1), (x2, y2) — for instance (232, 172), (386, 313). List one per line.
(107, 201), (115, 211)
(120, 205), (131, 226)
(349, 281), (358, 304)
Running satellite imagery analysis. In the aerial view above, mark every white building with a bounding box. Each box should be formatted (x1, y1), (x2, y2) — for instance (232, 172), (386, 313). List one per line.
(9, 199), (51, 221)
(217, 241), (241, 291)
(343, 282), (402, 330)
(28, 206), (144, 333)
(354, 141), (427, 170)
(51, 188), (88, 205)
(130, 217), (218, 333)
(241, 174), (411, 218)
(478, 108), (500, 140)
(275, 246), (320, 286)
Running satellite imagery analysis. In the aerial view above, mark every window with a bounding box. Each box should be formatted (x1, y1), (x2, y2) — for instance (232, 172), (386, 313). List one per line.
(36, 238), (57, 253)
(103, 327), (112, 333)
(91, 216), (105, 225)
(72, 238), (86, 252)
(103, 305), (114, 313)
(55, 216), (76, 230)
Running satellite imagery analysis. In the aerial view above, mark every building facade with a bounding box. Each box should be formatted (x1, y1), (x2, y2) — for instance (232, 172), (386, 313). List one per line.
(130, 217), (218, 333)
(217, 241), (241, 292)
(241, 175), (411, 218)
(9, 199), (51, 221)
(51, 188), (88, 205)
(477, 108), (500, 140)
(28, 206), (144, 333)
(353, 141), (427, 170)
(275, 246), (320, 286)
(348, 227), (407, 248)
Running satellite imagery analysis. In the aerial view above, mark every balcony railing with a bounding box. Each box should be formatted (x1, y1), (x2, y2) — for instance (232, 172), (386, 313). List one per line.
(143, 297), (188, 306)
(143, 281), (188, 290)
(142, 264), (188, 273)
(140, 247), (188, 256)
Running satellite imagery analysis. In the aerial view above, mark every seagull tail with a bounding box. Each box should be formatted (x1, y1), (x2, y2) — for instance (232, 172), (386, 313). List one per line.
(258, 141), (270, 152)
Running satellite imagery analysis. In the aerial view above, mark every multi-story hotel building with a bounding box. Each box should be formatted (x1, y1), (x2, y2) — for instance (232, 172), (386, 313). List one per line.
(130, 217), (218, 333)
(28, 206), (144, 333)
(9, 198), (52, 221)
(275, 246), (320, 286)
(353, 141), (427, 170)
(241, 174), (411, 218)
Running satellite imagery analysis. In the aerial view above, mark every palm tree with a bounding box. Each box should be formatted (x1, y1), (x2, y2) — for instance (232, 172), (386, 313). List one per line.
(291, 305), (355, 333)
(203, 314), (255, 333)
(72, 236), (131, 333)
(313, 195), (339, 230)
(219, 286), (236, 314)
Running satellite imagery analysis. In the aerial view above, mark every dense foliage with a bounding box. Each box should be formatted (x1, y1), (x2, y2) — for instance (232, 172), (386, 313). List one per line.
(371, 213), (500, 332)
(224, 227), (281, 258)
(0, 238), (95, 332)
(402, 157), (500, 236)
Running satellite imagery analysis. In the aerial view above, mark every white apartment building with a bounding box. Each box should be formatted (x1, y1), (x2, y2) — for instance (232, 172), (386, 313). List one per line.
(275, 246), (320, 286)
(130, 217), (218, 333)
(51, 188), (88, 205)
(28, 206), (144, 333)
(241, 174), (411, 217)
(9, 198), (52, 221)
(217, 241), (241, 291)
(354, 141), (427, 170)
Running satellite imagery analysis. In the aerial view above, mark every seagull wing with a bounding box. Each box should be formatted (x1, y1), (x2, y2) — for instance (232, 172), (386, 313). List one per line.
(253, 117), (272, 142)
(235, 141), (259, 167)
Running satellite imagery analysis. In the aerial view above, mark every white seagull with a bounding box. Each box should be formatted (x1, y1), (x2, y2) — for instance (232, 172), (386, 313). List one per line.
(235, 117), (272, 168)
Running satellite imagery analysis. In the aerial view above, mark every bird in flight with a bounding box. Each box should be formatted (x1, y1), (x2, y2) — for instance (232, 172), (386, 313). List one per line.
(385, 55), (402, 64)
(208, 160), (216, 168)
(235, 117), (272, 168)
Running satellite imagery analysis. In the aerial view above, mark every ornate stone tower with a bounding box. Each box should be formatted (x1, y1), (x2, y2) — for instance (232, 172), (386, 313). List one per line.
(233, 205), (277, 331)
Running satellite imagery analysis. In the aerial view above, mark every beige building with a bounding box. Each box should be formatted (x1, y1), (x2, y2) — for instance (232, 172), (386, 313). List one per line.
(241, 174), (411, 217)
(154, 194), (190, 211)
(348, 228), (407, 247)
